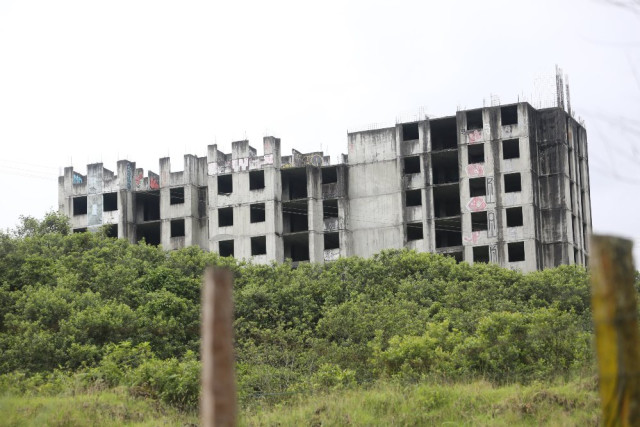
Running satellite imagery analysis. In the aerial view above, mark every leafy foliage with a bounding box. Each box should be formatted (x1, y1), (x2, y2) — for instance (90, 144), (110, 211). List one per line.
(0, 212), (606, 410)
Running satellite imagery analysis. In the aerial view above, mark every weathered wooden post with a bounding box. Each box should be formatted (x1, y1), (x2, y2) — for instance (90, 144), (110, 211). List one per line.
(590, 235), (640, 426)
(201, 267), (236, 427)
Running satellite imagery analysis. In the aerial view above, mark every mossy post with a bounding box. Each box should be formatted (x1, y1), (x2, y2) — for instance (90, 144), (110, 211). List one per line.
(590, 235), (640, 426)
(201, 267), (236, 427)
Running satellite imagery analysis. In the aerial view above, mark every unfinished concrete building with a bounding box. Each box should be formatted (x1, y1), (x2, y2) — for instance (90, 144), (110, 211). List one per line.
(59, 102), (591, 272)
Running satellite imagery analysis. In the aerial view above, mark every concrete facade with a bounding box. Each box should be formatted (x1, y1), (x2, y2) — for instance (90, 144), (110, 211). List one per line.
(59, 102), (591, 272)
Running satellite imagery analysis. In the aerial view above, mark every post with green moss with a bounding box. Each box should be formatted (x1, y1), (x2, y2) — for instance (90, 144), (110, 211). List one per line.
(201, 267), (236, 427)
(590, 235), (640, 425)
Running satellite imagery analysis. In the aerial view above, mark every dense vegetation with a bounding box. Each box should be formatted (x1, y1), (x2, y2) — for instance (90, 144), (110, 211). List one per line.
(0, 212), (610, 420)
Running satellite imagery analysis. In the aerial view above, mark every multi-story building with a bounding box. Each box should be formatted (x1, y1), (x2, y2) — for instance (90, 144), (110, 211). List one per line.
(58, 102), (591, 272)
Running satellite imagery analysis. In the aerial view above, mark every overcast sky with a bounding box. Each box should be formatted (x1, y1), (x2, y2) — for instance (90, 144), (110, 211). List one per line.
(1, 0), (639, 261)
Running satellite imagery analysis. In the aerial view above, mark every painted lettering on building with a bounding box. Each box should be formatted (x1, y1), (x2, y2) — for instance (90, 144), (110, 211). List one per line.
(467, 163), (484, 178)
(466, 196), (487, 212)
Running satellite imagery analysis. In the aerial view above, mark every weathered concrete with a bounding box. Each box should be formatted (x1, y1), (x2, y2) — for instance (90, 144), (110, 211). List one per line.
(58, 102), (591, 272)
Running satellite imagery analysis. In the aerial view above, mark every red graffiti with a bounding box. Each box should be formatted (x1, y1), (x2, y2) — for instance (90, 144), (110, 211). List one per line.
(463, 231), (480, 244)
(466, 196), (487, 212)
(468, 129), (483, 143)
(466, 163), (484, 177)
(150, 176), (159, 189)
(135, 171), (143, 188)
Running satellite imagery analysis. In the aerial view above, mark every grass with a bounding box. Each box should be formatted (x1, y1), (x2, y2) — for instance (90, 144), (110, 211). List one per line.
(0, 378), (600, 426)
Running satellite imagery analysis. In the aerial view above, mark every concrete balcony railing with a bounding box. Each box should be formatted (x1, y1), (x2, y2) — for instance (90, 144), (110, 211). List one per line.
(323, 217), (342, 232)
(322, 183), (343, 199)
(405, 206), (422, 222)
(501, 124), (520, 139)
(251, 254), (268, 265)
(324, 248), (340, 262)
(170, 236), (185, 250)
(402, 173), (423, 190)
(400, 139), (422, 156)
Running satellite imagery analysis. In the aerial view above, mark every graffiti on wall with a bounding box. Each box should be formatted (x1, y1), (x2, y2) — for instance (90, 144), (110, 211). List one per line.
(463, 231), (480, 245)
(466, 196), (487, 212)
(487, 210), (497, 238)
(466, 163), (484, 178)
(72, 173), (84, 184)
(135, 170), (144, 189)
(149, 172), (160, 190)
(208, 154), (274, 175)
(126, 164), (133, 190)
(467, 129), (483, 144)
(486, 176), (495, 203)
(503, 124), (516, 138)
(489, 244), (498, 263)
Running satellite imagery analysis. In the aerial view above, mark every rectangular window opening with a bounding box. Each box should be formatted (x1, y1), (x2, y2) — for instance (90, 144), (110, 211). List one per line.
(504, 173), (522, 193)
(283, 200), (308, 232)
(402, 122), (419, 141)
(471, 211), (488, 231)
(469, 177), (486, 197)
(506, 207), (524, 227)
(250, 203), (266, 223)
(473, 246), (489, 263)
(170, 187), (185, 205)
(503, 139), (520, 159)
(136, 222), (161, 246)
(431, 150), (459, 184)
(135, 191), (160, 222)
(322, 167), (338, 184)
(198, 187), (208, 218)
(508, 241), (525, 262)
(73, 196), (87, 216)
(323, 199), (338, 219)
(466, 109), (483, 130)
(324, 232), (340, 250)
(284, 234), (309, 262)
(105, 224), (118, 238)
(219, 240), (234, 257)
(170, 219), (185, 237)
(433, 184), (461, 218)
(435, 217), (462, 248)
(407, 222), (423, 241)
(403, 156), (421, 175)
(218, 207), (233, 227)
(405, 189), (422, 207)
(103, 192), (118, 211)
(281, 168), (308, 200)
(468, 144), (485, 164)
(218, 174), (233, 194)
(430, 117), (458, 151)
(251, 236), (267, 256)
(501, 105), (518, 125)
(249, 170), (265, 190)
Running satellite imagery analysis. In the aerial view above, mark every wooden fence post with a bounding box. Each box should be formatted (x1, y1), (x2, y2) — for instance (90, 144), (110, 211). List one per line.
(590, 235), (640, 426)
(201, 267), (236, 427)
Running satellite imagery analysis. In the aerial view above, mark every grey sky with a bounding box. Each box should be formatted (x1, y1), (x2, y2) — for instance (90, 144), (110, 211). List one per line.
(1, 0), (638, 261)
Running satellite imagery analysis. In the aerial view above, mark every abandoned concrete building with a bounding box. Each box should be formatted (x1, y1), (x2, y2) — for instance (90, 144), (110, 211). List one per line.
(58, 102), (591, 272)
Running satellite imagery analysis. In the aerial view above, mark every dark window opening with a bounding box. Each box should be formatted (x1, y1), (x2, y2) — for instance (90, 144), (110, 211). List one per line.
(218, 174), (232, 194)
(469, 177), (486, 197)
(170, 219), (185, 237)
(73, 196), (87, 216)
(403, 156), (421, 174)
(402, 122), (419, 141)
(430, 117), (458, 151)
(170, 187), (185, 205)
(503, 139), (520, 159)
(198, 187), (208, 218)
(281, 168), (308, 200)
(218, 207), (233, 227)
(468, 144), (485, 164)
(323, 199), (338, 219)
(501, 105), (518, 126)
(251, 236), (267, 256)
(504, 173), (522, 193)
(506, 207), (523, 227)
(405, 190), (422, 207)
(322, 167), (338, 184)
(508, 241), (525, 262)
(103, 192), (117, 211)
(433, 184), (461, 218)
(407, 222), (423, 241)
(284, 234), (309, 262)
(473, 246), (489, 263)
(283, 200), (308, 233)
(445, 251), (464, 263)
(466, 109), (483, 130)
(435, 217), (461, 248)
(219, 240), (234, 257)
(249, 170), (265, 190)
(136, 191), (160, 222)
(250, 203), (266, 223)
(432, 150), (459, 184)
(137, 222), (161, 246)
(105, 224), (118, 238)
(471, 211), (488, 231)
(324, 232), (340, 250)
(73, 227), (87, 233)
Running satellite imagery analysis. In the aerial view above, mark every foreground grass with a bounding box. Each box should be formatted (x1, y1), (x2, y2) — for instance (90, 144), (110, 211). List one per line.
(0, 388), (198, 427)
(243, 378), (600, 426)
(0, 378), (600, 426)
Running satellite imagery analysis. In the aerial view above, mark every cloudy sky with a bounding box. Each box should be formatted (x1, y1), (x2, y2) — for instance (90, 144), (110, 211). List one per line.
(1, 0), (639, 260)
